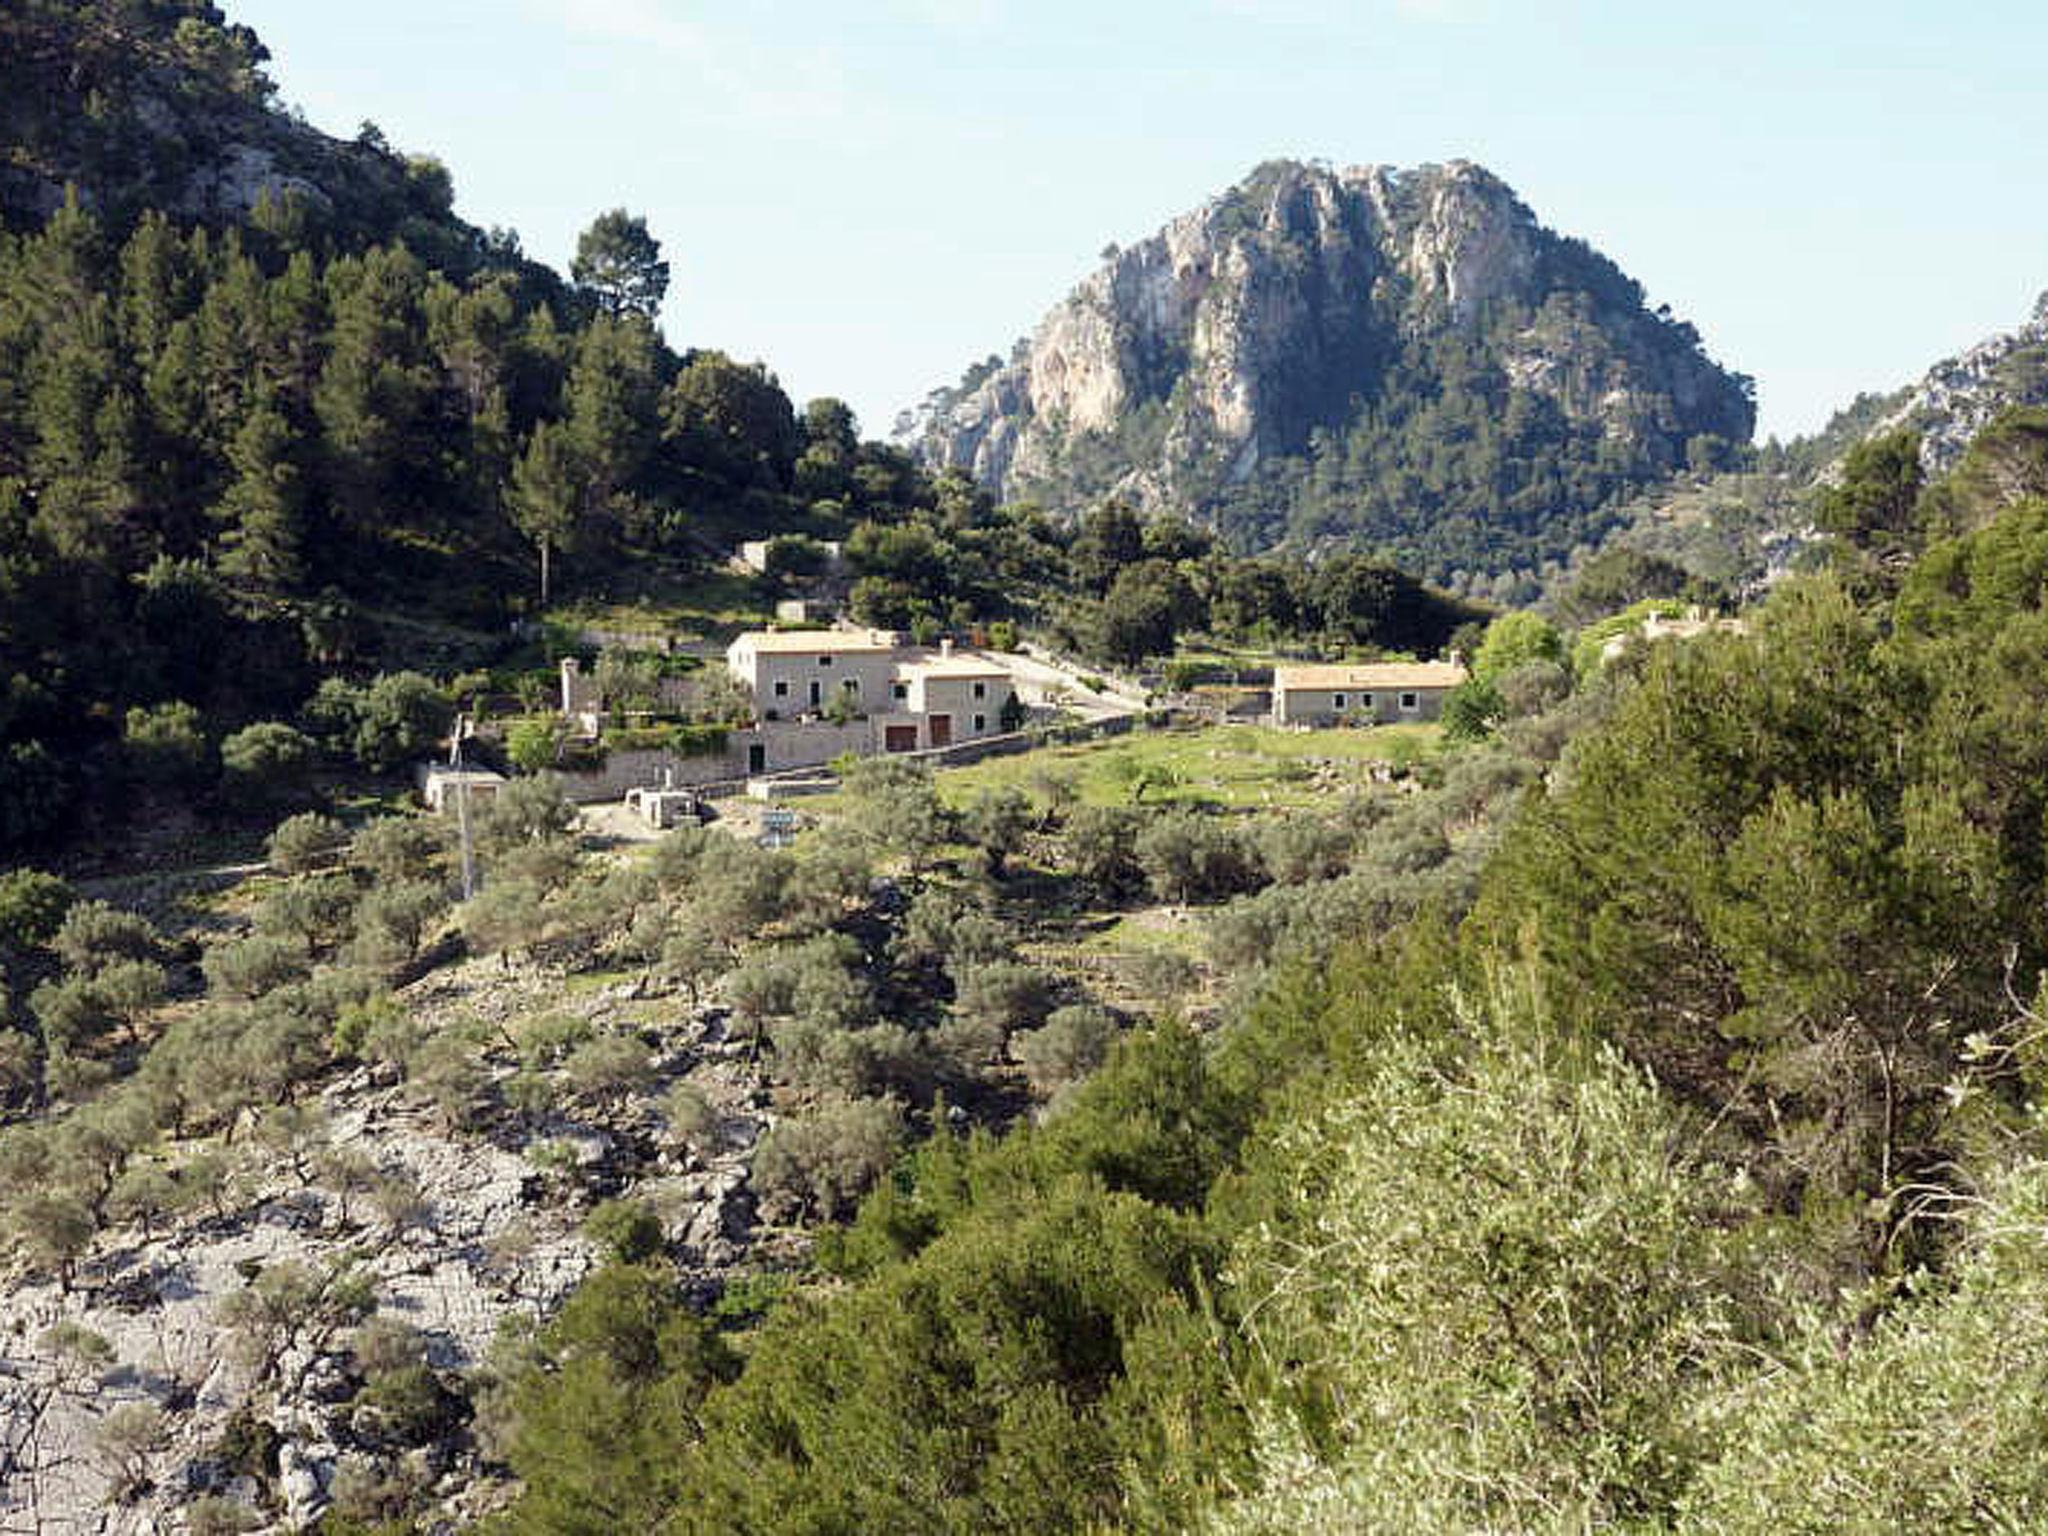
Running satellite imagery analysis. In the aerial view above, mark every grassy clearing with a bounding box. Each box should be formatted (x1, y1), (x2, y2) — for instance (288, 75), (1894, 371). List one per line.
(560, 966), (642, 996)
(1077, 907), (1208, 958)
(932, 722), (1442, 811)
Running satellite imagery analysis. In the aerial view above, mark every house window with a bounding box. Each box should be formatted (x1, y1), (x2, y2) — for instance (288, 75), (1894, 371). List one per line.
(818, 655), (833, 667)
(1360, 693), (1375, 711)
(891, 682), (908, 702)
(1400, 691), (1419, 711)
(842, 677), (860, 696)
(973, 714), (987, 732)
(972, 681), (986, 700)
(772, 680), (789, 698)
(1332, 693), (1347, 710)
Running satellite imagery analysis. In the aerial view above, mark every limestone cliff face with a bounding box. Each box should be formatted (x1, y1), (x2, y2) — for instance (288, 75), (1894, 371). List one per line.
(1871, 292), (2048, 475)
(898, 160), (1755, 552)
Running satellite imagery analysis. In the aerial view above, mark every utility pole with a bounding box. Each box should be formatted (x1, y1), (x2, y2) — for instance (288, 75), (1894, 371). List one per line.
(451, 714), (478, 901)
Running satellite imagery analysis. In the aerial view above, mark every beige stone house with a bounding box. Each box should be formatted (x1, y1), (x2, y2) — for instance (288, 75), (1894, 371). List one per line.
(1270, 660), (1468, 727)
(727, 628), (906, 720)
(418, 763), (506, 811)
(893, 656), (1012, 749)
(724, 628), (1018, 759)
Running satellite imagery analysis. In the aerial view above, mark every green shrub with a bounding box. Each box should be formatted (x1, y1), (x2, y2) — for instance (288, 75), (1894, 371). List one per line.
(585, 1199), (666, 1264)
(1011, 1004), (1122, 1097)
(0, 869), (74, 960)
(266, 812), (349, 874)
(506, 718), (565, 772)
(669, 722), (729, 759)
(123, 700), (212, 789)
(752, 1095), (905, 1221)
(219, 721), (316, 803)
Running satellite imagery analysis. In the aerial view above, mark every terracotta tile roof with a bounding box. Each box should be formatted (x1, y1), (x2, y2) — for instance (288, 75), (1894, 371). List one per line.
(1272, 661), (1468, 692)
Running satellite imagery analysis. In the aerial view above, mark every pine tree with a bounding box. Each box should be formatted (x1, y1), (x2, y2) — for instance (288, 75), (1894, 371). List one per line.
(570, 210), (669, 319)
(565, 312), (661, 504)
(116, 211), (195, 370)
(507, 418), (582, 606)
(214, 397), (305, 589)
(314, 244), (434, 535)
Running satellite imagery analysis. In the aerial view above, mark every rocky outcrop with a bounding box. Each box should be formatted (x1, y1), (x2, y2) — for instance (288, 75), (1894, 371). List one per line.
(0, 959), (776, 1535)
(1869, 291), (2048, 475)
(898, 160), (1755, 556)
(0, 7), (463, 240)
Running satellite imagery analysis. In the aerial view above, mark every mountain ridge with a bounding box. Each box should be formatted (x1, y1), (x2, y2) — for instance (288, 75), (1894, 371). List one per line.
(1868, 290), (2048, 476)
(0, 1), (464, 246)
(898, 158), (1756, 590)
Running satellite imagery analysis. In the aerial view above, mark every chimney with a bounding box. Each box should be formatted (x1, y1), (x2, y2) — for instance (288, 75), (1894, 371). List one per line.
(940, 637), (955, 658)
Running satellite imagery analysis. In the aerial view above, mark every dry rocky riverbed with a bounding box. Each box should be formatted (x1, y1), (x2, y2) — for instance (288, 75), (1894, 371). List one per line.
(0, 953), (776, 1534)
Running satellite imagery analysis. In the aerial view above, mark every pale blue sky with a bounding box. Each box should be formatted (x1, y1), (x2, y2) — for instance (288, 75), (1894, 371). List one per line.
(234, 0), (2048, 445)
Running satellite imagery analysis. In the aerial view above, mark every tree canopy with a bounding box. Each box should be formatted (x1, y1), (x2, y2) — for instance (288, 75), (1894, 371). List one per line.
(571, 209), (669, 319)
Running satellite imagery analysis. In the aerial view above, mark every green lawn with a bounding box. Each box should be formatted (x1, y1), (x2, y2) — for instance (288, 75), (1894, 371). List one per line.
(933, 722), (1442, 811)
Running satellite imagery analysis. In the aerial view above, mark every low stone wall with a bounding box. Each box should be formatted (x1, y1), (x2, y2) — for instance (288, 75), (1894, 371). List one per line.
(554, 745), (746, 803)
(577, 625), (677, 653)
(554, 711), (1175, 804)
(747, 776), (838, 800)
(753, 717), (874, 769)
(552, 717), (881, 802)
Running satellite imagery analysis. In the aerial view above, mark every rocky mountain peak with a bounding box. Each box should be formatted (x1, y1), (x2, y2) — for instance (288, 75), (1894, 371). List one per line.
(898, 158), (1753, 585)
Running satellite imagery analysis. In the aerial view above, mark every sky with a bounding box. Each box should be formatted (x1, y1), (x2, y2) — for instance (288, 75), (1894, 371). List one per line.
(231, 0), (2048, 445)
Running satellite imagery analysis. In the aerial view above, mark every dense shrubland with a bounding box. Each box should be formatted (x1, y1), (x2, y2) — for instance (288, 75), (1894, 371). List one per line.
(0, 650), (1552, 1526)
(838, 495), (1480, 666)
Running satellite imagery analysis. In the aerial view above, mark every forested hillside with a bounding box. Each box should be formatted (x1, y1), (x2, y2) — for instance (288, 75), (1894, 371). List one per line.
(0, 6), (1486, 863)
(486, 413), (2048, 1531)
(1577, 292), (2048, 606)
(2, 0), (428, 235)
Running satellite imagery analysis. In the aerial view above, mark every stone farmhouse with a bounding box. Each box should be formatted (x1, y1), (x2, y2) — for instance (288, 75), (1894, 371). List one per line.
(529, 628), (1024, 803)
(1598, 607), (1748, 665)
(417, 763), (506, 812)
(725, 628), (1018, 756)
(1270, 660), (1468, 727)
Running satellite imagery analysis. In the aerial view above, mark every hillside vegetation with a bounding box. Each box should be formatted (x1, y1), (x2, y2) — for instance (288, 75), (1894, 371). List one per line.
(484, 413), (2048, 1531)
(17, 7), (2048, 1533)
(0, 7), (1480, 865)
